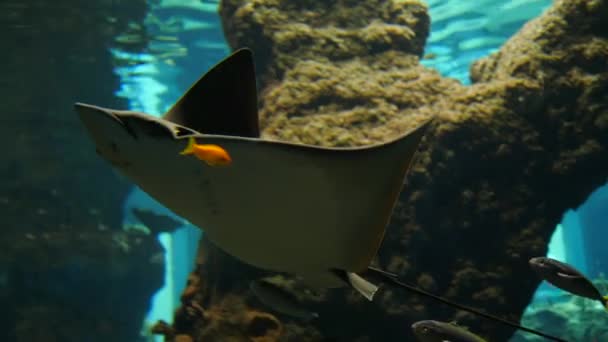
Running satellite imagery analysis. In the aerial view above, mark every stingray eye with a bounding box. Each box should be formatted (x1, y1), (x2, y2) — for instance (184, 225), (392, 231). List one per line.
(421, 327), (429, 334)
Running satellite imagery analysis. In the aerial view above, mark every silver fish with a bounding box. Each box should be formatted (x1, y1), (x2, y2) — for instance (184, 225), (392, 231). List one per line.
(529, 256), (608, 310)
(250, 279), (319, 321)
(412, 320), (487, 342)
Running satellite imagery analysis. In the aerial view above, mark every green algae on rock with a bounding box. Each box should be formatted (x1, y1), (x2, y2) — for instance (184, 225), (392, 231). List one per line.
(220, 0), (429, 81)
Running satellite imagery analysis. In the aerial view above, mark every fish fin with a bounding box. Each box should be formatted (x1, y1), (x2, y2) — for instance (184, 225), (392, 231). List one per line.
(347, 272), (380, 301)
(180, 136), (196, 155)
(557, 272), (582, 279)
(329, 269), (379, 301)
(163, 48), (260, 138)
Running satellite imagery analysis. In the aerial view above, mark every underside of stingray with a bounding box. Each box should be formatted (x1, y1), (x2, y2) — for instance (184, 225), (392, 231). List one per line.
(75, 49), (432, 289)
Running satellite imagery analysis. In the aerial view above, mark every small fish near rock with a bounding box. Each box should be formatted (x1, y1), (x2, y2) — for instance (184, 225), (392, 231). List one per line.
(529, 257), (608, 310)
(131, 208), (185, 235)
(250, 278), (319, 321)
(412, 320), (487, 342)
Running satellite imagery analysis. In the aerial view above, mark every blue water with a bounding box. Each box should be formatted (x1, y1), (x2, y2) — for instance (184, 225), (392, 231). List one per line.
(112, 0), (227, 336)
(111, 0), (607, 340)
(422, 0), (551, 84)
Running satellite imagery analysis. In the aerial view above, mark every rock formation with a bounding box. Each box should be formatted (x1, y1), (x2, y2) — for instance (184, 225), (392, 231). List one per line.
(167, 0), (608, 340)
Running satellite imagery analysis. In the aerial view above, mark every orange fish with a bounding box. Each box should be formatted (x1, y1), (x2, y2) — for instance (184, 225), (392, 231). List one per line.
(180, 137), (232, 166)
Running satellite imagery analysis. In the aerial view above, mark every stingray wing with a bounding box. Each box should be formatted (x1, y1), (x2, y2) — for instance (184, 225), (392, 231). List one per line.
(163, 48), (260, 138)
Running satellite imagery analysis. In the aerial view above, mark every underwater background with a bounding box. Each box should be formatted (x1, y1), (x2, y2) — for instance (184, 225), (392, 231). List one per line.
(2, 0), (607, 341)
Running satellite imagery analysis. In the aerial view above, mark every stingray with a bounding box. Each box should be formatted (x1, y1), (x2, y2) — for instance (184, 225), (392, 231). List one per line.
(75, 49), (563, 342)
(75, 48), (430, 297)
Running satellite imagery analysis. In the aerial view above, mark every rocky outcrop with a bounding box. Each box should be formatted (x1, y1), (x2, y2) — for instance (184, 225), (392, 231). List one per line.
(219, 0), (429, 85)
(170, 0), (608, 340)
(0, 1), (164, 341)
(513, 277), (608, 341)
(4, 230), (164, 342)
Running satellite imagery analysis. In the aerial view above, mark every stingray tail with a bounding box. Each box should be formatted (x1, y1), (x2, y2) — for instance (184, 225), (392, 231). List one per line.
(180, 136), (196, 155)
(330, 269), (379, 301)
(366, 267), (567, 342)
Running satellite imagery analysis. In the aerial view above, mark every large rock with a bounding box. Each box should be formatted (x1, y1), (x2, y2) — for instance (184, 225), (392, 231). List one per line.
(0, 1), (164, 341)
(170, 0), (607, 340)
(220, 0), (429, 83)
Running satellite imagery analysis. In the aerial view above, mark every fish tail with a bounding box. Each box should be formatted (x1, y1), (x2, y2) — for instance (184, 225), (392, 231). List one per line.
(180, 136), (196, 155)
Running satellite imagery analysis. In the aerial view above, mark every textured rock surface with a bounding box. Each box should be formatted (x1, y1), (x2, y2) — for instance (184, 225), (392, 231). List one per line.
(172, 0), (607, 340)
(0, 1), (164, 341)
(220, 0), (429, 83)
(3, 230), (164, 342)
(513, 277), (608, 341)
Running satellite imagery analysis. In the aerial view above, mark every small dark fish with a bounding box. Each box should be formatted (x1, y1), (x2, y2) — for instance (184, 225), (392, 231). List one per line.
(412, 320), (487, 342)
(131, 208), (184, 234)
(250, 279), (318, 321)
(529, 257), (608, 310)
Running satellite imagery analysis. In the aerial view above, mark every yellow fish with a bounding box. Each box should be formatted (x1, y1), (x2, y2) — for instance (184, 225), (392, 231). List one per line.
(180, 136), (231, 166)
